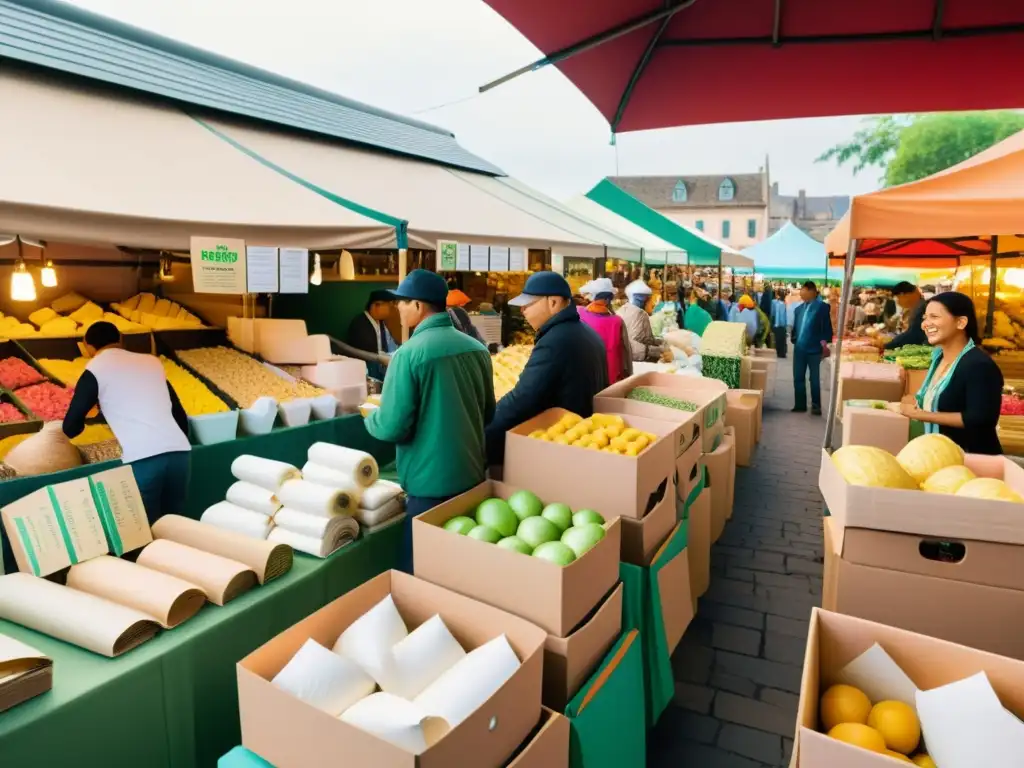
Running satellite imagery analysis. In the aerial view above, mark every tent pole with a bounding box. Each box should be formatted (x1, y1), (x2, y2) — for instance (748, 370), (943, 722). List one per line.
(985, 236), (999, 337)
(823, 240), (857, 451)
(717, 253), (723, 302)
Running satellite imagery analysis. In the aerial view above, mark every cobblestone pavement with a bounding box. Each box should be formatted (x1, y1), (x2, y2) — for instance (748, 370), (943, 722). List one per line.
(648, 358), (829, 767)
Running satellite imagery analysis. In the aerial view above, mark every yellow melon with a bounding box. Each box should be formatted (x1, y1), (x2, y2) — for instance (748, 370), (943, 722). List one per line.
(921, 464), (976, 494)
(831, 446), (919, 490)
(896, 433), (965, 485)
(911, 755), (937, 768)
(956, 477), (1024, 503)
(827, 723), (887, 753)
(820, 684), (872, 731)
(868, 701), (920, 755)
(884, 751), (912, 762)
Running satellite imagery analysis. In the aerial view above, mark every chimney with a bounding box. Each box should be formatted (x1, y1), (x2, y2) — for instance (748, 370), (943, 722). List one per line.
(798, 189), (807, 219)
(772, 181), (779, 195)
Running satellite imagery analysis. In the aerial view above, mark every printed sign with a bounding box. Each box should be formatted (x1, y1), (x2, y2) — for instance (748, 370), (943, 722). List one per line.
(438, 241), (458, 271)
(190, 237), (247, 294)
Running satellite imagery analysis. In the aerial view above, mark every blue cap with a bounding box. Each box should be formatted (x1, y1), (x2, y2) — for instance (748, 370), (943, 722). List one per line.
(508, 271), (572, 307)
(387, 269), (449, 306)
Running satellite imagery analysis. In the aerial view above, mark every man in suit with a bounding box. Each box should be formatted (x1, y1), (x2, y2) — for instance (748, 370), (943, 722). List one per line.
(792, 281), (833, 416)
(347, 290), (397, 380)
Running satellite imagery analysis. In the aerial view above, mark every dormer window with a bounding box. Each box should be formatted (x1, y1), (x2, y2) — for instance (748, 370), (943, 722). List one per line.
(718, 178), (736, 202)
(671, 181), (688, 203)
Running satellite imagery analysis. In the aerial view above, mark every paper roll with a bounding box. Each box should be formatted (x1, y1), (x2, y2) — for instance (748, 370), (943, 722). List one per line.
(307, 443), (378, 488)
(383, 615), (466, 700)
(415, 634), (520, 728)
(152, 515), (293, 584)
(339, 692), (449, 755)
(0, 572), (159, 657)
(201, 502), (274, 540)
(271, 638), (375, 716)
(300, 462), (364, 501)
(230, 455), (301, 491)
(354, 498), (404, 529)
(136, 539), (257, 606)
(278, 479), (356, 517)
(359, 480), (404, 512)
(275, 508), (359, 542)
(334, 594), (407, 683)
(226, 481), (282, 517)
(66, 556), (206, 629)
(268, 520), (358, 559)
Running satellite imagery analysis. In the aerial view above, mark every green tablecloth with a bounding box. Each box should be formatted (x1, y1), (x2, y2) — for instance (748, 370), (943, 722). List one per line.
(1, 414), (394, 572)
(0, 523), (402, 767)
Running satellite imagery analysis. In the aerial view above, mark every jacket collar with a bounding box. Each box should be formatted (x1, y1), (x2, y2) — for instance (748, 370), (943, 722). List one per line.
(536, 302), (580, 341)
(411, 311), (453, 336)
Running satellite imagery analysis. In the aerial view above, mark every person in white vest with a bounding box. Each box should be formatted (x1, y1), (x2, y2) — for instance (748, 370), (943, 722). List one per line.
(62, 321), (191, 522)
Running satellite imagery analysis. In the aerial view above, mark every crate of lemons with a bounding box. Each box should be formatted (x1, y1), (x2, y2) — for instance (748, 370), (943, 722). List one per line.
(527, 412), (658, 456)
(819, 683), (936, 766)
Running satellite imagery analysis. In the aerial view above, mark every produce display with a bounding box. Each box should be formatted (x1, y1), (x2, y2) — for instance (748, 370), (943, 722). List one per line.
(0, 402), (27, 423)
(700, 321), (747, 389)
(0, 358), (45, 389)
(490, 345), (532, 400)
(14, 382), (75, 422)
(37, 357), (86, 386)
(160, 356), (230, 416)
(110, 292), (205, 330)
(0, 316), (39, 338)
(819, 684), (928, 763)
(176, 346), (325, 408)
(526, 411), (657, 455)
(831, 434), (1024, 501)
(442, 488), (607, 565)
(627, 386), (697, 412)
(883, 345), (933, 370)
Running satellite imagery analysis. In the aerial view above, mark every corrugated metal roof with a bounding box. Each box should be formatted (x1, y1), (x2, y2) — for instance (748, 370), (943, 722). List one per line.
(0, 0), (503, 175)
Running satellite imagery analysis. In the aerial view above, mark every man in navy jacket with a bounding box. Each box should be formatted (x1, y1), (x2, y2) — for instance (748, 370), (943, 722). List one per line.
(791, 281), (833, 415)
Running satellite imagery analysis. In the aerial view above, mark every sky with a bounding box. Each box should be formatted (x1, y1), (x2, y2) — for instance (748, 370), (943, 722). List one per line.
(68, 0), (884, 201)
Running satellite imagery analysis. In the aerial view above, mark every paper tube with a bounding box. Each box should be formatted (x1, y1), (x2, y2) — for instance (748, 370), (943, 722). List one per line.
(0, 572), (159, 657)
(383, 615), (466, 700)
(274, 508), (359, 544)
(358, 480), (403, 512)
(307, 443), (378, 488)
(226, 481), (282, 517)
(152, 515), (293, 584)
(278, 479), (356, 517)
(355, 498), (404, 529)
(66, 556), (206, 629)
(415, 634), (520, 728)
(230, 455), (301, 491)
(136, 539), (257, 606)
(268, 524), (357, 559)
(333, 593), (407, 684)
(300, 462), (364, 500)
(201, 502), (274, 540)
(339, 693), (449, 755)
(271, 638), (375, 716)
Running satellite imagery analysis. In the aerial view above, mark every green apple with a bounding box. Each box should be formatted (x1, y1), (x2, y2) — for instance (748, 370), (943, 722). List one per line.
(572, 509), (604, 527)
(562, 523), (606, 558)
(541, 503), (573, 532)
(517, 516), (560, 549)
(467, 525), (502, 544)
(532, 541), (576, 566)
(496, 536), (533, 555)
(475, 498), (518, 538)
(507, 489), (544, 522)
(444, 516), (477, 535)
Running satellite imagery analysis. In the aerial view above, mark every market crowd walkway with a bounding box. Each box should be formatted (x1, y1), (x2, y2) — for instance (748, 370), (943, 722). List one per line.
(649, 360), (828, 767)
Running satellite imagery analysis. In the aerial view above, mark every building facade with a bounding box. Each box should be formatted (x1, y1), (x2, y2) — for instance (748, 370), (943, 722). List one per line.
(768, 183), (850, 242)
(606, 172), (769, 250)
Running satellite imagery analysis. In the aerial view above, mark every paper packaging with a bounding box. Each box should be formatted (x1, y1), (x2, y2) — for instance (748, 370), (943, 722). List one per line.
(87, 465), (152, 556)
(413, 480), (621, 637)
(793, 608), (1024, 768)
(686, 486), (712, 603)
(1, 476), (107, 577)
(506, 708), (569, 768)
(0, 633), (52, 714)
(619, 479), (675, 567)
(593, 372), (727, 454)
(823, 515), (1024, 659)
(725, 390), (761, 466)
(503, 408), (679, 521)
(237, 570), (546, 768)
(836, 361), (904, 417)
(840, 407), (910, 456)
(706, 426), (737, 543)
(543, 584), (622, 712)
(135, 539), (257, 606)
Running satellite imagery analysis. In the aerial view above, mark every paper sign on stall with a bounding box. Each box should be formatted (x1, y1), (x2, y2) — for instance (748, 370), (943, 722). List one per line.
(469, 245), (490, 272)
(490, 246), (510, 272)
(279, 247), (310, 294)
(246, 246), (280, 293)
(190, 236), (248, 294)
(456, 244), (471, 271)
(1, 477), (108, 577)
(438, 241), (458, 271)
(87, 465), (152, 556)
(509, 247), (526, 272)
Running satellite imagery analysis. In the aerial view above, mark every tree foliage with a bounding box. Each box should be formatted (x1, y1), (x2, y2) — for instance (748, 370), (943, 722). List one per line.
(816, 111), (1024, 187)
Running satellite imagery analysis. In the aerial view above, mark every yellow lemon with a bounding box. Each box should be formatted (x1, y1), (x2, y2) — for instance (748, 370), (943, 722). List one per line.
(644, 432), (658, 443)
(529, 429), (546, 439)
(586, 442), (601, 450)
(868, 701), (920, 755)
(827, 723), (886, 753)
(547, 422), (567, 436)
(565, 427), (583, 442)
(578, 419), (595, 434)
(592, 431), (609, 449)
(536, 433), (552, 442)
(625, 445), (640, 457)
(820, 685), (872, 731)
(560, 412), (582, 427)
(576, 435), (593, 448)
(607, 415), (626, 430)
(554, 435), (572, 445)
(590, 413), (608, 427)
(604, 424), (623, 439)
(610, 436), (629, 451)
(622, 428), (641, 441)
(911, 755), (937, 768)
(632, 434), (650, 451)
(884, 750), (912, 762)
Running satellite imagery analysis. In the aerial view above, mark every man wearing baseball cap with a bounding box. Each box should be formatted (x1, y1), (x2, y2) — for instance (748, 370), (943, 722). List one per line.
(485, 271), (608, 465)
(364, 269), (494, 571)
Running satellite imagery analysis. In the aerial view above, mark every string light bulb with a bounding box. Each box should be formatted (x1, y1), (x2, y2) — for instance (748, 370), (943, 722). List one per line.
(310, 253), (323, 286)
(11, 261), (36, 302)
(40, 259), (57, 288)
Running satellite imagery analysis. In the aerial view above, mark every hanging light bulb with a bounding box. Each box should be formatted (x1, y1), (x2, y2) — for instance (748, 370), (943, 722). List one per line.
(40, 259), (58, 288)
(310, 253), (323, 286)
(11, 261), (36, 302)
(159, 255), (175, 282)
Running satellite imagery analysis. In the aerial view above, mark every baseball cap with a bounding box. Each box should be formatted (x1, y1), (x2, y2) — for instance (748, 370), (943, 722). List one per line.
(508, 271), (573, 307)
(386, 269), (448, 306)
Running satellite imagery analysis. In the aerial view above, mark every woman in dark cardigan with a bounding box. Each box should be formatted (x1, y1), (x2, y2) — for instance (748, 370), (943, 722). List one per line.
(899, 291), (1003, 454)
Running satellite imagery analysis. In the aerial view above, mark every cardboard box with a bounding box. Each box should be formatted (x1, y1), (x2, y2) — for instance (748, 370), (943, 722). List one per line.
(750, 368), (768, 396)
(839, 407), (909, 455)
(504, 408), (678, 521)
(904, 367), (927, 398)
(676, 437), (703, 501)
(706, 427), (737, 543)
(836, 362), (905, 417)
(794, 608), (1024, 767)
(593, 372), (727, 454)
(238, 571), (546, 768)
(686, 487), (712, 603)
(620, 480), (676, 567)
(87, 465), (152, 556)
(1, 477), (107, 577)
(543, 584), (622, 711)
(506, 709), (569, 768)
(722, 427), (737, 520)
(725, 390), (761, 466)
(413, 480), (622, 637)
(654, 523), (695, 654)
(823, 516), (1024, 659)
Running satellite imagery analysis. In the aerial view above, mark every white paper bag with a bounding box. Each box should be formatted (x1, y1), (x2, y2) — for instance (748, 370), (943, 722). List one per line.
(271, 638), (375, 716)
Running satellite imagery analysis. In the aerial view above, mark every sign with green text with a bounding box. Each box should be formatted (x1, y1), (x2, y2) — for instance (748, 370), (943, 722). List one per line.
(190, 236), (248, 294)
(438, 240), (458, 271)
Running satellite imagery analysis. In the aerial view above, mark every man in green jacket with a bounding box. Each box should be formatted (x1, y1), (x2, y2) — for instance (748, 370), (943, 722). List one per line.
(364, 269), (494, 572)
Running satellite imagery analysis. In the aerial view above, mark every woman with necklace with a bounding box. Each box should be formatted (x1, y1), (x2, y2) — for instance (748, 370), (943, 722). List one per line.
(900, 291), (1003, 454)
